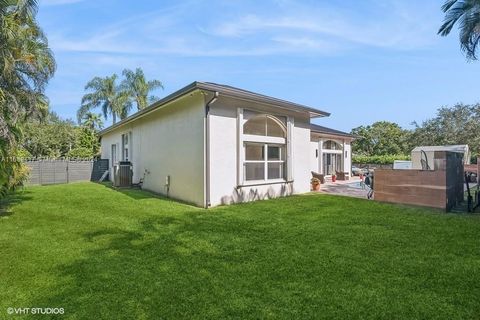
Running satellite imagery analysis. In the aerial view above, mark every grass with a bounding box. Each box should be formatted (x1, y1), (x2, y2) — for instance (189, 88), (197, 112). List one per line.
(1, 182), (480, 319)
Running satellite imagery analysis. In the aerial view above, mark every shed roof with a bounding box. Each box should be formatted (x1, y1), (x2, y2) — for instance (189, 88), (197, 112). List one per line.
(411, 145), (469, 153)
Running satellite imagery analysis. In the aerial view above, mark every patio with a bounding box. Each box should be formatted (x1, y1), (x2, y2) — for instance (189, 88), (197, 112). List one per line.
(317, 177), (371, 199)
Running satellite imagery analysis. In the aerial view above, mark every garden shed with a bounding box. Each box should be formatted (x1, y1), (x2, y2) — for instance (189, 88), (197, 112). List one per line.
(411, 145), (470, 170)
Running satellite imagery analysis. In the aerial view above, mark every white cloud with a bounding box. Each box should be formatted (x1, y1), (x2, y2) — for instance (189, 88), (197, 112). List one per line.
(45, 0), (441, 59)
(49, 31), (138, 54)
(204, 1), (440, 50)
(271, 36), (338, 51)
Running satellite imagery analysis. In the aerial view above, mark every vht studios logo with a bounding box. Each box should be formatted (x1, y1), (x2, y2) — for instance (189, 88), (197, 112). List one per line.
(7, 307), (65, 315)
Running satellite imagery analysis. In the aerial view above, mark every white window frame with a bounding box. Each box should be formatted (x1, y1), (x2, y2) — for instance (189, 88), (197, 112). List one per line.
(238, 109), (292, 186)
(121, 131), (132, 162)
(243, 143), (286, 183)
(111, 144), (118, 167)
(322, 140), (342, 151)
(320, 139), (344, 176)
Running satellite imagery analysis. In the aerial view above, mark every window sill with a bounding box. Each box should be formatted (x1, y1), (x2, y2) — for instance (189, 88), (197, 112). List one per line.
(237, 179), (294, 188)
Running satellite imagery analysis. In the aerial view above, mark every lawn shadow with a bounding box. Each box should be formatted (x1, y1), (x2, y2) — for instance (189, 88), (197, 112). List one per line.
(114, 187), (201, 209)
(113, 187), (159, 200)
(0, 190), (32, 218)
(98, 181), (191, 203)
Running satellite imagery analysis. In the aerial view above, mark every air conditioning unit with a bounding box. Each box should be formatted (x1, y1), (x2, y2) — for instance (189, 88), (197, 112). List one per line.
(113, 161), (133, 187)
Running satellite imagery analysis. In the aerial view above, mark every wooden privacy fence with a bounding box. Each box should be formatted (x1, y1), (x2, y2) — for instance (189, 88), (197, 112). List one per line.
(25, 159), (109, 186)
(374, 151), (464, 212)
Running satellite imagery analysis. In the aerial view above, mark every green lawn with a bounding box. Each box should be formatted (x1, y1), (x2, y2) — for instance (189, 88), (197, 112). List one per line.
(1, 182), (480, 319)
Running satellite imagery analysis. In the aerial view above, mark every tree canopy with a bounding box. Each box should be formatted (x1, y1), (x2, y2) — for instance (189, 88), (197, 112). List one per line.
(351, 104), (480, 164)
(410, 103), (480, 158)
(22, 112), (100, 159)
(351, 121), (411, 156)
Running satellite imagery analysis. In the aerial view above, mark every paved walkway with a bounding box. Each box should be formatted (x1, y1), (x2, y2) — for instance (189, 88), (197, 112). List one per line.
(316, 177), (371, 199)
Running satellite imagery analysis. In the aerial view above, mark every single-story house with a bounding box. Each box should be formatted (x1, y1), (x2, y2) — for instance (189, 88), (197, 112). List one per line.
(99, 82), (354, 207)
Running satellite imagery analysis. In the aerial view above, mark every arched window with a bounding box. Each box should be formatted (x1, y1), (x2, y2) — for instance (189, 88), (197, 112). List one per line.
(242, 113), (287, 182)
(323, 140), (341, 150)
(243, 114), (286, 138)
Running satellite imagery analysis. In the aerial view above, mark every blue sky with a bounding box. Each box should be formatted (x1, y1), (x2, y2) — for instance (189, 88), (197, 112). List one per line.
(38, 0), (480, 132)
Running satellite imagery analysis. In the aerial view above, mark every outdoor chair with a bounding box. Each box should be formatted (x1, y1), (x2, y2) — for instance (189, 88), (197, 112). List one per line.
(311, 171), (325, 184)
(335, 171), (350, 181)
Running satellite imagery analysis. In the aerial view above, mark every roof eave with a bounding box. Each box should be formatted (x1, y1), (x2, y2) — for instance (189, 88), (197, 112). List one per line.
(311, 130), (356, 139)
(196, 82), (330, 118)
(99, 81), (330, 136)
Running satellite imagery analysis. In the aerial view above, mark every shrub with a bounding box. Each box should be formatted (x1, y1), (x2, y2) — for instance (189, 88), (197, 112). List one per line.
(471, 155), (478, 164)
(67, 147), (94, 159)
(0, 148), (31, 198)
(16, 148), (32, 160)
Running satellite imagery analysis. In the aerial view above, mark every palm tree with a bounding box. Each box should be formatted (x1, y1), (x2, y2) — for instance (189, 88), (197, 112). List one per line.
(77, 74), (132, 124)
(438, 0), (480, 60)
(0, 0), (55, 193)
(81, 112), (103, 131)
(121, 68), (163, 110)
(1, 0), (55, 134)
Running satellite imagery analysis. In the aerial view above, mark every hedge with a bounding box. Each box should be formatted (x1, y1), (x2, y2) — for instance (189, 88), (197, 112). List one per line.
(352, 154), (411, 165)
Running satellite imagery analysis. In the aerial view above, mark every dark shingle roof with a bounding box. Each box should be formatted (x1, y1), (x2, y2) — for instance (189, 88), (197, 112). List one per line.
(310, 123), (355, 138)
(100, 81), (330, 135)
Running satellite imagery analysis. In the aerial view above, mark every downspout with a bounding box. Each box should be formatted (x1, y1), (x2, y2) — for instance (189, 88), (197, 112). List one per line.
(205, 91), (219, 208)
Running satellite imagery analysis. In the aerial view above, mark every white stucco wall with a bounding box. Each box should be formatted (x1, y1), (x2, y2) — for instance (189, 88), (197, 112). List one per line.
(310, 141), (319, 173)
(100, 92), (205, 206)
(100, 89), (351, 207)
(207, 97), (312, 206)
(343, 142), (352, 173)
(292, 118), (313, 193)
